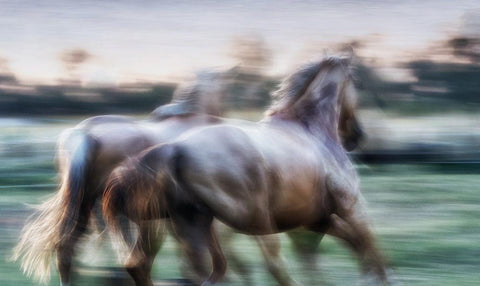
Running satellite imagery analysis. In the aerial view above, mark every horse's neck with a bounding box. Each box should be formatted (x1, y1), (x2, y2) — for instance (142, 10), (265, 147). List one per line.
(266, 114), (351, 172)
(295, 93), (341, 147)
(266, 107), (340, 146)
(300, 73), (343, 143)
(311, 107), (339, 140)
(305, 110), (353, 170)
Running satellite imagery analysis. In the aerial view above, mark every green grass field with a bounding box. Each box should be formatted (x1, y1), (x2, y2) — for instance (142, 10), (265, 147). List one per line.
(0, 117), (479, 285)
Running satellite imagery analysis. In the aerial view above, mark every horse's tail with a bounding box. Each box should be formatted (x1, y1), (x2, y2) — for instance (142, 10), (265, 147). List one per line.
(103, 144), (176, 263)
(12, 128), (99, 283)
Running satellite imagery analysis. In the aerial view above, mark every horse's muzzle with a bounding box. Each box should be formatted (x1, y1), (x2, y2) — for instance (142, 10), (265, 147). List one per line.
(343, 120), (365, 151)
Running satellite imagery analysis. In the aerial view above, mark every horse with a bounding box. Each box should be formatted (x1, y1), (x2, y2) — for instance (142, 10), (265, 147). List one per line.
(12, 65), (360, 286)
(102, 55), (383, 286)
(12, 70), (236, 286)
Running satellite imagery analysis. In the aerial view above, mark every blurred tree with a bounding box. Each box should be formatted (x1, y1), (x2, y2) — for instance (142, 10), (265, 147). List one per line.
(405, 12), (480, 108)
(348, 11), (480, 113)
(447, 37), (480, 64)
(0, 56), (17, 84)
(227, 36), (273, 109)
(0, 56), (8, 71)
(59, 48), (92, 85)
(335, 40), (411, 110)
(229, 36), (271, 75)
(408, 60), (480, 105)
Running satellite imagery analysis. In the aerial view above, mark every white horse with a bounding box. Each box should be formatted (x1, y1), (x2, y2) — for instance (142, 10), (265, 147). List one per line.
(12, 70), (232, 286)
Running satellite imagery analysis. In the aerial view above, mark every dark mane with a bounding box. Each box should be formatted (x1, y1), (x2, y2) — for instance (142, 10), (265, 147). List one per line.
(149, 69), (228, 120)
(266, 56), (351, 117)
(149, 82), (205, 120)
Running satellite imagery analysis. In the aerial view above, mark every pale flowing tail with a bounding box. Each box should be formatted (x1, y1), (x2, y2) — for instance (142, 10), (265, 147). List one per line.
(12, 129), (98, 283)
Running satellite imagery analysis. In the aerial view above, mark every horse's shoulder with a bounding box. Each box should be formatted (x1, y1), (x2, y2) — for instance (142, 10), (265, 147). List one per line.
(324, 171), (360, 210)
(211, 124), (256, 144)
(175, 124), (254, 160)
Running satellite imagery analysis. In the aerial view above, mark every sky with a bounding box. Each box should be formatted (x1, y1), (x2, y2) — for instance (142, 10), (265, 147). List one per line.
(0, 0), (479, 84)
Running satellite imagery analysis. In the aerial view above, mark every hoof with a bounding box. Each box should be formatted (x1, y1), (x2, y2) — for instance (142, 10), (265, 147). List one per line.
(360, 268), (399, 286)
(201, 280), (227, 286)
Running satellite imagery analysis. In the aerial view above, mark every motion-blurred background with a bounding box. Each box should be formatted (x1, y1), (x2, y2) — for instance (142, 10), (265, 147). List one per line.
(1, 1), (479, 285)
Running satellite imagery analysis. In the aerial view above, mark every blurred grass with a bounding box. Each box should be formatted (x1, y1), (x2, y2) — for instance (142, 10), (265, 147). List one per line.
(0, 116), (479, 285)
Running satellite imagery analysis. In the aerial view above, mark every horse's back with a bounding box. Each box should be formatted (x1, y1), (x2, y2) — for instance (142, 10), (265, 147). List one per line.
(176, 124), (263, 179)
(76, 115), (135, 129)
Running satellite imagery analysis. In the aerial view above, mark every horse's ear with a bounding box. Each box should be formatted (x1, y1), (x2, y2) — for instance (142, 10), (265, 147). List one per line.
(341, 46), (355, 67)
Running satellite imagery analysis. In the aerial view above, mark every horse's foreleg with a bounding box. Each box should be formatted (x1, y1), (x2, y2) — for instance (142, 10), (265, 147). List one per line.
(57, 236), (79, 286)
(125, 221), (165, 286)
(255, 234), (299, 286)
(328, 213), (389, 285)
(325, 174), (390, 284)
(287, 230), (326, 285)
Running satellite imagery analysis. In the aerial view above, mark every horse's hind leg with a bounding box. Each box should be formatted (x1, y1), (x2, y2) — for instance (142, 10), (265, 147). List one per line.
(328, 213), (389, 285)
(125, 221), (165, 286)
(57, 204), (93, 286)
(171, 208), (226, 286)
(57, 233), (82, 286)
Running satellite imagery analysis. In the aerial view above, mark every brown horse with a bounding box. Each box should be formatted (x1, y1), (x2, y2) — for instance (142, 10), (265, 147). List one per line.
(12, 70), (234, 286)
(12, 66), (360, 286)
(103, 56), (384, 286)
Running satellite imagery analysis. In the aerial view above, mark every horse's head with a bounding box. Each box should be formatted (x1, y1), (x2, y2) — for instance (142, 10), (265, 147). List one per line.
(194, 67), (238, 117)
(267, 55), (364, 151)
(150, 67), (237, 120)
(302, 55), (364, 151)
(336, 60), (364, 151)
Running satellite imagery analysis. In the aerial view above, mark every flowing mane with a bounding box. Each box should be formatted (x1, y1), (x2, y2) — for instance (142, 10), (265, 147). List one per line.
(266, 56), (352, 118)
(150, 71), (226, 120)
(152, 82), (204, 118)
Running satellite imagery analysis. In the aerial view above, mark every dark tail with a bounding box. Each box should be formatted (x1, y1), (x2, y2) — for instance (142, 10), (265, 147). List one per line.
(58, 131), (99, 239)
(12, 129), (98, 283)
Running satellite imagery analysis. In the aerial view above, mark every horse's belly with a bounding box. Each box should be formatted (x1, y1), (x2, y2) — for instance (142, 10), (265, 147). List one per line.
(271, 195), (319, 230)
(269, 180), (331, 231)
(273, 211), (314, 231)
